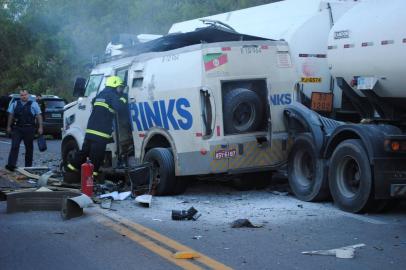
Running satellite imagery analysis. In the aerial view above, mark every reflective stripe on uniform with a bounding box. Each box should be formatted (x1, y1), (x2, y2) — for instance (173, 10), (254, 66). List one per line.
(67, 163), (78, 172)
(94, 101), (115, 113)
(119, 97), (127, 104)
(86, 129), (111, 139)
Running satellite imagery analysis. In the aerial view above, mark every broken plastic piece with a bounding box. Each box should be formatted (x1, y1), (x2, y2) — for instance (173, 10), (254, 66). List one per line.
(100, 191), (131, 201)
(100, 198), (112, 209)
(173, 251), (200, 259)
(302, 243), (366, 259)
(37, 170), (53, 187)
(135, 194), (152, 207)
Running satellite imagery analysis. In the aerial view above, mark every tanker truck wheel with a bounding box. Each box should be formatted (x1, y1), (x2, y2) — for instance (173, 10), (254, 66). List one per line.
(288, 133), (330, 201)
(329, 139), (374, 213)
(223, 88), (264, 134)
(144, 148), (176, 196)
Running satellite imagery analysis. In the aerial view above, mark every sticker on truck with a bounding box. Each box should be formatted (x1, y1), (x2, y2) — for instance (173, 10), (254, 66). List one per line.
(203, 53), (228, 71)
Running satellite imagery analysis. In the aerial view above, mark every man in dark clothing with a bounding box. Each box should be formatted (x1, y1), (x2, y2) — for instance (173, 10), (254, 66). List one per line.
(65, 76), (127, 182)
(5, 90), (43, 171)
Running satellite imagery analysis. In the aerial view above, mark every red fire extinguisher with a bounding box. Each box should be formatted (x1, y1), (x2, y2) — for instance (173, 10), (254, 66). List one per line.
(81, 158), (94, 197)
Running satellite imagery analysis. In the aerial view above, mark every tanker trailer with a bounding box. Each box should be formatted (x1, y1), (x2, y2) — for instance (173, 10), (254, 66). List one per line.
(169, 0), (363, 121)
(285, 0), (406, 212)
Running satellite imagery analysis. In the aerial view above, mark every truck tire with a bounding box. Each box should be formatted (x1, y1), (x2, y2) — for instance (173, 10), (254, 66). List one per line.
(223, 88), (264, 134)
(144, 148), (176, 196)
(288, 133), (329, 202)
(61, 140), (79, 183)
(329, 139), (374, 213)
(62, 140), (79, 170)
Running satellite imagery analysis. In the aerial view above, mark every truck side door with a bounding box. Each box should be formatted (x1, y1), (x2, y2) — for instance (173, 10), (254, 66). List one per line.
(75, 74), (104, 143)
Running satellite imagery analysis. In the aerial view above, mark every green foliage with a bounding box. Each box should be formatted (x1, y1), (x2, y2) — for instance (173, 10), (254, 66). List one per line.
(0, 0), (278, 100)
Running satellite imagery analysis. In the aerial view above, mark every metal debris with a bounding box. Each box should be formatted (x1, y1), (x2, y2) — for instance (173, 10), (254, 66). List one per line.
(172, 207), (201, 221)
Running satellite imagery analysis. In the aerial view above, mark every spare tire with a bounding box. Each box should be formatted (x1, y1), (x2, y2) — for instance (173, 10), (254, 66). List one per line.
(223, 88), (264, 134)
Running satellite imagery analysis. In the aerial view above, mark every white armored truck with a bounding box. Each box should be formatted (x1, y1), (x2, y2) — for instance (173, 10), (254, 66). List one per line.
(171, 0), (406, 212)
(62, 26), (297, 195)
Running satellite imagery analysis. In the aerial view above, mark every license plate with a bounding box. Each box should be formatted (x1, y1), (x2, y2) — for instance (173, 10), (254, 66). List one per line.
(215, 149), (237, 160)
(51, 113), (61, 118)
(311, 92), (333, 112)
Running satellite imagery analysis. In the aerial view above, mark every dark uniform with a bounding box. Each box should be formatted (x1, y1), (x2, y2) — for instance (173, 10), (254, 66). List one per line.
(7, 100), (39, 168)
(66, 85), (127, 180)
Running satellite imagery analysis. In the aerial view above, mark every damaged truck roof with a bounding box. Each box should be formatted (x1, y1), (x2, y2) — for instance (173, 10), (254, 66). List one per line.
(127, 26), (272, 56)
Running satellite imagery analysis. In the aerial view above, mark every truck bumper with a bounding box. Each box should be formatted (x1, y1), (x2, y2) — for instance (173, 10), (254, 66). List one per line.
(373, 157), (406, 199)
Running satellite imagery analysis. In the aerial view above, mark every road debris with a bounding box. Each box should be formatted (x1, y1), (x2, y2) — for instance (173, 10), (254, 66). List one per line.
(100, 198), (113, 209)
(6, 187), (81, 213)
(301, 243), (366, 259)
(173, 251), (200, 259)
(172, 207), (201, 221)
(230, 219), (263, 228)
(61, 194), (93, 220)
(37, 170), (54, 187)
(135, 194), (152, 207)
(100, 191), (131, 201)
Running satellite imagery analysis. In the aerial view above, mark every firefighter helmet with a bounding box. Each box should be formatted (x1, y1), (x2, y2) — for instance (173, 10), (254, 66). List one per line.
(105, 76), (124, 88)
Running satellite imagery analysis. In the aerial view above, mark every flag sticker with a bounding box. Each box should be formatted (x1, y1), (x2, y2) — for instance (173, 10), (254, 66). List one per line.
(203, 53), (228, 71)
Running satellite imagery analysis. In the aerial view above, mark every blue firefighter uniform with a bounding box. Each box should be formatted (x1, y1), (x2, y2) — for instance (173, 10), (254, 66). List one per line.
(66, 76), (127, 182)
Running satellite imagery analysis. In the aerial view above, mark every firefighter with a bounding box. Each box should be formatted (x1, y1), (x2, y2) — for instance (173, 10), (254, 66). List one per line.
(64, 76), (127, 182)
(5, 90), (43, 171)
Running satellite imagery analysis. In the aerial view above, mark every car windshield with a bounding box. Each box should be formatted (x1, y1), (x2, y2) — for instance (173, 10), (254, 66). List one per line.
(42, 99), (66, 109)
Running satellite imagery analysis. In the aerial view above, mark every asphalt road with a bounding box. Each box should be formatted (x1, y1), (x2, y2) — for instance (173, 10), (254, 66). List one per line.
(0, 136), (405, 270)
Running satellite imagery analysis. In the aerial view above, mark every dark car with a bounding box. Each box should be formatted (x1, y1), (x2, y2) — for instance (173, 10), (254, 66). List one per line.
(0, 95), (11, 131)
(38, 95), (66, 138)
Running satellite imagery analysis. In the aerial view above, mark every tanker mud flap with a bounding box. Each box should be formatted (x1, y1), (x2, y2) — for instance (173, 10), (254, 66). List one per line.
(373, 157), (406, 199)
(283, 102), (343, 155)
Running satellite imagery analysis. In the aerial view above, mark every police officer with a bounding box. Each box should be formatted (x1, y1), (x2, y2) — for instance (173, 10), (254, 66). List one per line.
(5, 90), (43, 171)
(65, 76), (127, 182)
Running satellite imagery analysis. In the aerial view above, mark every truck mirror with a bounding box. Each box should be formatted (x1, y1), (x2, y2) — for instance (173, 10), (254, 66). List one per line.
(73, 77), (87, 97)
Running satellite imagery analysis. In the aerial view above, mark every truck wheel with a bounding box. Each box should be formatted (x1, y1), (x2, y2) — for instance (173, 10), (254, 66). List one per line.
(144, 148), (176, 196)
(329, 139), (374, 213)
(223, 88), (263, 134)
(288, 133), (329, 201)
(62, 140), (79, 169)
(61, 140), (79, 183)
